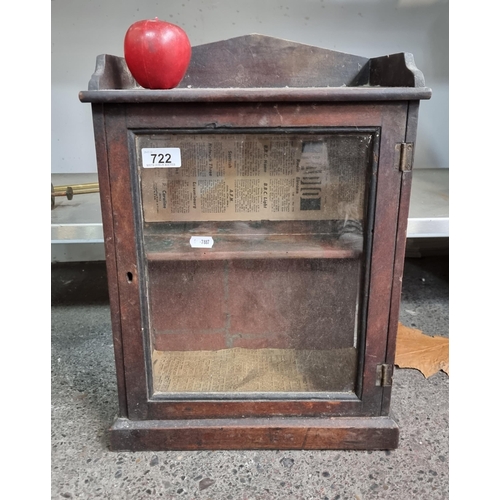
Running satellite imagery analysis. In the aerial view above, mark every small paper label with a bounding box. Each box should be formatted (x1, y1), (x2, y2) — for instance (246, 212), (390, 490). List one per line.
(142, 148), (181, 168)
(190, 236), (214, 249)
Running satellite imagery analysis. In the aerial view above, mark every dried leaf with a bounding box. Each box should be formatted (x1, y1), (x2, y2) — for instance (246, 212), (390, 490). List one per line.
(395, 322), (449, 378)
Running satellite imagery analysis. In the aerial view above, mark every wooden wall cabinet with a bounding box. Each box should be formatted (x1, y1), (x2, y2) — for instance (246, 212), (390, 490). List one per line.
(80, 35), (431, 451)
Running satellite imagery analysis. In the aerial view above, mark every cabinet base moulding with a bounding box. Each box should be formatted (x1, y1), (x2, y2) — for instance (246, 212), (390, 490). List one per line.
(109, 415), (399, 451)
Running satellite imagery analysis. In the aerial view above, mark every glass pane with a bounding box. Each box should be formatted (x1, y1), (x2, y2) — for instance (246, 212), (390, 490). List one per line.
(135, 131), (374, 395)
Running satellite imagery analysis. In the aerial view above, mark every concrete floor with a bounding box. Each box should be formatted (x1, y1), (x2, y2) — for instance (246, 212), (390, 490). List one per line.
(51, 255), (449, 500)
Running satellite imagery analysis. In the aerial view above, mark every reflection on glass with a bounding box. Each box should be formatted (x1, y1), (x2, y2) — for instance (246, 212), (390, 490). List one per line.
(136, 132), (374, 394)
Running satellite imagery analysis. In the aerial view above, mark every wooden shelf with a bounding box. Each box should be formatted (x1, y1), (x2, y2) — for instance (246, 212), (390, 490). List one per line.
(145, 234), (361, 261)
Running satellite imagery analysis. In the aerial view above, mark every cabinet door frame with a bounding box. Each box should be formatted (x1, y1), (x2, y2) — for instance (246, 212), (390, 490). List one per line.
(96, 101), (409, 421)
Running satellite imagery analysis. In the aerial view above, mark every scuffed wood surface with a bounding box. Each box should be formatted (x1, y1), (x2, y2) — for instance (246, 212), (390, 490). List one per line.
(83, 34), (430, 96)
(178, 34), (369, 88)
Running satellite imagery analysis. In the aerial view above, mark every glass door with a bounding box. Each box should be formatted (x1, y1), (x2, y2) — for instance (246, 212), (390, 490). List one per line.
(134, 129), (377, 397)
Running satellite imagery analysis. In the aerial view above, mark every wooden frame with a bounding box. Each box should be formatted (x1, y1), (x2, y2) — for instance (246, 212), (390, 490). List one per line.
(80, 35), (430, 451)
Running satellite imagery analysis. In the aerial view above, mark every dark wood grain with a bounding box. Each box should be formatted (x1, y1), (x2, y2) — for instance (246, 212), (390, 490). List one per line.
(96, 100), (407, 423)
(82, 34), (431, 98)
(381, 101), (421, 414)
(90, 104), (128, 417)
(103, 105), (150, 420)
(88, 54), (137, 91)
(80, 86), (431, 104)
(109, 416), (399, 451)
(82, 34), (431, 450)
(369, 53), (426, 88)
(145, 398), (366, 421)
(178, 34), (370, 89)
(358, 104), (408, 413)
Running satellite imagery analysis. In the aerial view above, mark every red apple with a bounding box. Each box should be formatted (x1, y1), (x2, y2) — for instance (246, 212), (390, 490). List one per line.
(124, 18), (191, 89)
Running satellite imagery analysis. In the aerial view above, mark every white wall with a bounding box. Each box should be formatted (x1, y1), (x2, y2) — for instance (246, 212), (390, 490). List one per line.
(51, 0), (448, 173)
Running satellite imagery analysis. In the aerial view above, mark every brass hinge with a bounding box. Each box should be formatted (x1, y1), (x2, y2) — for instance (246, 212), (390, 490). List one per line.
(376, 363), (393, 387)
(398, 142), (414, 172)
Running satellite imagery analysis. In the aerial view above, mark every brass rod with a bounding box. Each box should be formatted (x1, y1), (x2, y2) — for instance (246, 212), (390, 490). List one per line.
(52, 182), (99, 191)
(52, 188), (99, 196)
(70, 188), (100, 194)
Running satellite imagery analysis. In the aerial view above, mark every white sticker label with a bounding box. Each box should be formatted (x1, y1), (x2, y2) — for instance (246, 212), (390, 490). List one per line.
(142, 148), (181, 168)
(190, 236), (214, 248)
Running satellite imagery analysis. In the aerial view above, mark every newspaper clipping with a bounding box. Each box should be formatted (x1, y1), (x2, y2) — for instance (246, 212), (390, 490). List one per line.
(137, 133), (371, 223)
